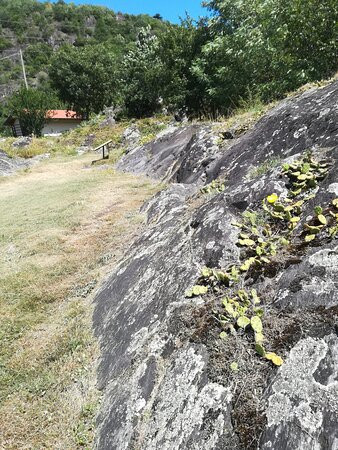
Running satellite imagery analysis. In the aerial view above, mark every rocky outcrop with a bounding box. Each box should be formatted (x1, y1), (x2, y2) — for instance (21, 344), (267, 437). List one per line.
(0, 150), (30, 176)
(94, 82), (338, 449)
(99, 106), (117, 128)
(117, 125), (222, 184)
(121, 125), (141, 153)
(12, 136), (32, 148)
(77, 133), (96, 155)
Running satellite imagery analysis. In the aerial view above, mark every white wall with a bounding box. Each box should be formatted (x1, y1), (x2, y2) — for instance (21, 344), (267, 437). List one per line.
(42, 120), (82, 136)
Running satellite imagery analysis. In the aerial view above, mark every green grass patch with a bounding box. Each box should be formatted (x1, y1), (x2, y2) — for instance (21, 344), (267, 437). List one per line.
(248, 158), (281, 179)
(0, 153), (161, 448)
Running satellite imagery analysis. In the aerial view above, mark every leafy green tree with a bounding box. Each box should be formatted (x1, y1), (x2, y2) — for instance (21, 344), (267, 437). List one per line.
(196, 0), (338, 114)
(7, 87), (60, 136)
(49, 44), (118, 117)
(153, 14), (163, 21)
(119, 27), (163, 117)
(156, 18), (210, 116)
(25, 43), (53, 75)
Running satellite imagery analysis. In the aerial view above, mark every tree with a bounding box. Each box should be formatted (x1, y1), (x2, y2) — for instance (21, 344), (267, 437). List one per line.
(49, 44), (118, 118)
(7, 87), (60, 137)
(156, 18), (210, 116)
(196, 0), (338, 114)
(119, 27), (163, 117)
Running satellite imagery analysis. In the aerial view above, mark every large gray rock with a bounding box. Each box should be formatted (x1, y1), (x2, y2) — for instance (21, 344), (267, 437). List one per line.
(117, 125), (222, 185)
(94, 81), (338, 449)
(77, 133), (96, 154)
(121, 124), (141, 152)
(99, 106), (117, 128)
(0, 150), (30, 176)
(12, 136), (32, 148)
(260, 334), (338, 450)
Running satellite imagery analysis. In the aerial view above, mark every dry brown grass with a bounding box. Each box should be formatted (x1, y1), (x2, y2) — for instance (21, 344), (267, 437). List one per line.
(0, 153), (162, 449)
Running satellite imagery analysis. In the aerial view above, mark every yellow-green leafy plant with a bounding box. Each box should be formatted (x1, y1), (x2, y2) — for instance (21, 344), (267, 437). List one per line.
(282, 154), (329, 196)
(304, 199), (338, 241)
(219, 288), (283, 366)
(200, 179), (225, 195)
(185, 153), (332, 368)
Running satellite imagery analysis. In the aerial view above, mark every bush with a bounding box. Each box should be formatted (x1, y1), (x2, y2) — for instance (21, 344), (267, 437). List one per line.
(49, 44), (118, 118)
(7, 87), (61, 136)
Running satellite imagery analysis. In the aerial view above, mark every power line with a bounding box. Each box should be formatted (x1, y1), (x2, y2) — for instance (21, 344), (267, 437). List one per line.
(0, 49), (28, 89)
(0, 52), (20, 61)
(19, 49), (28, 89)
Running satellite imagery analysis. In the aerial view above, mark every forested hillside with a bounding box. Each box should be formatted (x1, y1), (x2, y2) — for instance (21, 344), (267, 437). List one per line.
(0, 0), (167, 124)
(0, 0), (337, 133)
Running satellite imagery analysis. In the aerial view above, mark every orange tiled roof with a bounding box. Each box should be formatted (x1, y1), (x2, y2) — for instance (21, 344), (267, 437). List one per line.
(46, 110), (82, 120)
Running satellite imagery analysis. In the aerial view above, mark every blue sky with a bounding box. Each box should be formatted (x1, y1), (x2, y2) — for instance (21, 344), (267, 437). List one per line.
(50, 0), (208, 23)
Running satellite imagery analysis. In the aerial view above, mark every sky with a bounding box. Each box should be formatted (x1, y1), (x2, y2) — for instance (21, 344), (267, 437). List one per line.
(51, 0), (208, 23)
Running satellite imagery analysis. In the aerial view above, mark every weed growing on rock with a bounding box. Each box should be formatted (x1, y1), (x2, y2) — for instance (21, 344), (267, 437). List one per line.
(200, 179), (225, 195)
(303, 199), (338, 241)
(248, 157), (281, 179)
(186, 152), (335, 367)
(282, 153), (329, 195)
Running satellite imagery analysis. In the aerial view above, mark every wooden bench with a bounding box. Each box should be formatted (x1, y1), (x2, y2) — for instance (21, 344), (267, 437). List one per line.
(93, 139), (112, 160)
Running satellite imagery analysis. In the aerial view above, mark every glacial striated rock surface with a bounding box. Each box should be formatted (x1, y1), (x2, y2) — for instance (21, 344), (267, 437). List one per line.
(94, 82), (338, 449)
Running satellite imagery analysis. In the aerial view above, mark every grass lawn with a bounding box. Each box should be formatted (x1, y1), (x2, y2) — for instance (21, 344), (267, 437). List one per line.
(0, 153), (161, 449)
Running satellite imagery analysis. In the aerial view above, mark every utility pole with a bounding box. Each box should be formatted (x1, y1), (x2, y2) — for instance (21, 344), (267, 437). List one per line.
(19, 49), (28, 89)
(0, 50), (28, 88)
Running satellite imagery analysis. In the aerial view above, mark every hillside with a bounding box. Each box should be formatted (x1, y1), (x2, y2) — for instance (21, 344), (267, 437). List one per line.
(1, 0), (336, 135)
(0, 0), (167, 102)
(0, 78), (337, 449)
(0, 0), (337, 446)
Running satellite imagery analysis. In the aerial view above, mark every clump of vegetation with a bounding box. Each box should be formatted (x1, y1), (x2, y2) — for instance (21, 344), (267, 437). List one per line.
(248, 158), (281, 179)
(116, 0), (337, 118)
(303, 200), (338, 241)
(137, 116), (170, 144)
(6, 87), (61, 137)
(49, 44), (118, 118)
(186, 152), (334, 366)
(200, 179), (225, 195)
(282, 154), (329, 195)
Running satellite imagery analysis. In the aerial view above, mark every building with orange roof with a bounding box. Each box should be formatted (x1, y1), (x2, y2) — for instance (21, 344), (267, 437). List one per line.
(5, 110), (83, 137)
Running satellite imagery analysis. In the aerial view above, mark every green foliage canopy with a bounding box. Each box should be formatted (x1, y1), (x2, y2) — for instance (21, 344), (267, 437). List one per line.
(7, 86), (60, 136)
(0, 0), (337, 123)
(119, 28), (163, 118)
(49, 44), (117, 117)
(194, 0), (338, 114)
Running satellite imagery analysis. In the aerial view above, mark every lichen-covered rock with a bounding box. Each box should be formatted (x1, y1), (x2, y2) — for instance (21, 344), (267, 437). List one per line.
(77, 133), (96, 154)
(12, 136), (32, 148)
(99, 106), (116, 128)
(96, 344), (237, 450)
(94, 81), (338, 449)
(0, 150), (30, 176)
(211, 82), (338, 186)
(117, 125), (222, 185)
(121, 124), (141, 152)
(260, 334), (338, 450)
(274, 243), (338, 310)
